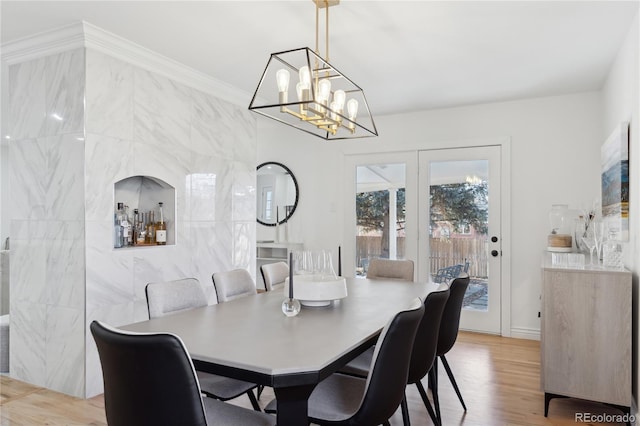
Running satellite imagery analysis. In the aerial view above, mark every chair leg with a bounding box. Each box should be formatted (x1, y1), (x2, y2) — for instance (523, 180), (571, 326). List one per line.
(415, 381), (440, 426)
(246, 389), (261, 411)
(400, 393), (411, 426)
(257, 384), (264, 399)
(430, 358), (441, 423)
(441, 354), (467, 411)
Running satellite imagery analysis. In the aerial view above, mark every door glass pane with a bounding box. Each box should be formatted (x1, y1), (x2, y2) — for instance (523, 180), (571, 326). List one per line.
(429, 160), (489, 311)
(355, 163), (406, 276)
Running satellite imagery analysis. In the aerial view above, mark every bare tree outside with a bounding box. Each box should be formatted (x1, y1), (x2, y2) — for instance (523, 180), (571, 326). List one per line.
(430, 181), (488, 237)
(356, 189), (405, 259)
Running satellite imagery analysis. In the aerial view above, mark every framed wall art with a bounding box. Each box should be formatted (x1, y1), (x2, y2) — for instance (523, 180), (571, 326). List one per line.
(601, 121), (630, 241)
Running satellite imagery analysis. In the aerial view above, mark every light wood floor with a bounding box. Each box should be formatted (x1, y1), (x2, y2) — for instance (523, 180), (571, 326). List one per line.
(0, 332), (629, 425)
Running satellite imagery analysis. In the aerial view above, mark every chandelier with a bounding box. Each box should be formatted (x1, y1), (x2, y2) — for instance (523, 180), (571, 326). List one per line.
(248, 0), (378, 140)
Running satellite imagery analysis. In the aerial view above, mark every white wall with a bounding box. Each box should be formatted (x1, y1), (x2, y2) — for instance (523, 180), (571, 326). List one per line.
(258, 90), (604, 337)
(257, 124), (342, 249)
(601, 11), (639, 411)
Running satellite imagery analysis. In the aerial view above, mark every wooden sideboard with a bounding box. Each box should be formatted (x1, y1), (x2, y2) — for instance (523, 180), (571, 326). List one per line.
(541, 254), (631, 417)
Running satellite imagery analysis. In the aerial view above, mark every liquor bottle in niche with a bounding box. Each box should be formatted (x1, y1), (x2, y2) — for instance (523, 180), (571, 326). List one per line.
(146, 210), (155, 244)
(156, 202), (167, 245)
(123, 205), (133, 246)
(133, 208), (148, 245)
(114, 202), (124, 248)
(132, 208), (139, 244)
(115, 202), (132, 247)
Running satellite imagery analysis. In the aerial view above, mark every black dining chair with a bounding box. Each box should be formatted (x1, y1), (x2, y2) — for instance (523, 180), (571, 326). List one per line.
(340, 287), (451, 425)
(145, 278), (261, 411)
(90, 320), (275, 426)
(266, 298), (425, 425)
(430, 273), (471, 423)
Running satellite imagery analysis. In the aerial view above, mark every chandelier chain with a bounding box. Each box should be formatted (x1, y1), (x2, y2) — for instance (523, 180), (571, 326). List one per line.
(325, 0), (329, 62)
(314, 0), (330, 62)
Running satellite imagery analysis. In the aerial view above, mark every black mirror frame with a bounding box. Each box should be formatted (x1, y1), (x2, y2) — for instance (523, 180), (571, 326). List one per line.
(256, 161), (299, 227)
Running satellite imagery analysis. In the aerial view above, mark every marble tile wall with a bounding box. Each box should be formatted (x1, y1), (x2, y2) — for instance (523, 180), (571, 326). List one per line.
(8, 48), (86, 397)
(8, 45), (257, 399)
(83, 49), (256, 397)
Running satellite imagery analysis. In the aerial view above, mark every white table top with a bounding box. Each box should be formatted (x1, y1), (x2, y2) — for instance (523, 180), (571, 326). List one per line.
(121, 278), (438, 382)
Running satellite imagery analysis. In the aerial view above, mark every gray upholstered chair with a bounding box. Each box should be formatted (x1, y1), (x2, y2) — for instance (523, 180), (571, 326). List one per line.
(366, 258), (415, 281)
(340, 287), (450, 425)
(145, 278), (207, 318)
(211, 269), (263, 396)
(90, 321), (274, 426)
(145, 278), (261, 411)
(266, 298), (425, 425)
(211, 269), (257, 302)
(260, 262), (289, 291)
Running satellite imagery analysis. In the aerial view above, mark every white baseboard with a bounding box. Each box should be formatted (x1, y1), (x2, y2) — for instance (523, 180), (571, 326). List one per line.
(510, 326), (540, 340)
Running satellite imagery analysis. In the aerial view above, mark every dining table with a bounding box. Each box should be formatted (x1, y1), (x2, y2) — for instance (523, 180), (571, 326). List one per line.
(120, 277), (439, 425)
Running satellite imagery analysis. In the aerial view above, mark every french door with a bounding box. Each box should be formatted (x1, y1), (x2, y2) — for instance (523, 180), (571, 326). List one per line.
(344, 152), (418, 279)
(345, 145), (506, 334)
(418, 146), (502, 334)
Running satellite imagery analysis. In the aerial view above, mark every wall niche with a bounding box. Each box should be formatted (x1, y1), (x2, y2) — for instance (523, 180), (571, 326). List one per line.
(114, 176), (175, 247)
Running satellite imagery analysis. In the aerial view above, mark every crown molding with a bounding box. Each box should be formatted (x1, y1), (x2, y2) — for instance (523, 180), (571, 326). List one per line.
(1, 21), (250, 107)
(1, 21), (85, 65)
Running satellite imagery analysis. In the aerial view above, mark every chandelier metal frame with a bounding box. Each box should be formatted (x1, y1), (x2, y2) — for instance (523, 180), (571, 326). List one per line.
(248, 0), (378, 140)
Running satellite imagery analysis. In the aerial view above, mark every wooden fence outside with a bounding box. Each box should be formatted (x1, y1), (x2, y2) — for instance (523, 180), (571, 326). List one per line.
(356, 236), (405, 270)
(356, 236), (488, 278)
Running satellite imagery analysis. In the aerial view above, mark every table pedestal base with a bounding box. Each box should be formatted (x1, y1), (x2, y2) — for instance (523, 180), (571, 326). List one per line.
(274, 384), (317, 425)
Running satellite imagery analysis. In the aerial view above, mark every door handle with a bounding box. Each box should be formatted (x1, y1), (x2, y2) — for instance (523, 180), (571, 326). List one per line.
(491, 250), (499, 257)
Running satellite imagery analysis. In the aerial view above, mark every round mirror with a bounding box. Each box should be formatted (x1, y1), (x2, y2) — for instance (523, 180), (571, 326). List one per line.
(256, 162), (299, 226)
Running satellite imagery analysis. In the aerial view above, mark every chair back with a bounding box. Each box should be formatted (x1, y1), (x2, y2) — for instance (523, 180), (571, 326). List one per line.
(212, 269), (257, 302)
(438, 274), (471, 355)
(433, 264), (465, 284)
(145, 278), (207, 319)
(90, 321), (208, 426)
(407, 287), (450, 384)
(260, 262), (289, 291)
(366, 258), (414, 281)
(351, 298), (425, 425)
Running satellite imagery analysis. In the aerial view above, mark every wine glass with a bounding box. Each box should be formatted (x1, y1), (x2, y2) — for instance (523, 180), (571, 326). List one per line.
(574, 217), (587, 252)
(592, 220), (606, 267)
(581, 232), (597, 266)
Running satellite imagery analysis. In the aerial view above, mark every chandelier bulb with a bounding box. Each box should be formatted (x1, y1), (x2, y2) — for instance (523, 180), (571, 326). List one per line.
(299, 66), (311, 88)
(276, 69), (290, 93)
(333, 90), (346, 111)
(347, 99), (359, 120)
(317, 79), (332, 104)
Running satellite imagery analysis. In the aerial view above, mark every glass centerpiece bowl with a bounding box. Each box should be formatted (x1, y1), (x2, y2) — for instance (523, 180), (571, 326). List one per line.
(283, 274), (347, 307)
(285, 249), (347, 307)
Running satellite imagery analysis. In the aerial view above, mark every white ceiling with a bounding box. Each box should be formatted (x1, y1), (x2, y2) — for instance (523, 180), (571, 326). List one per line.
(1, 1), (638, 116)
